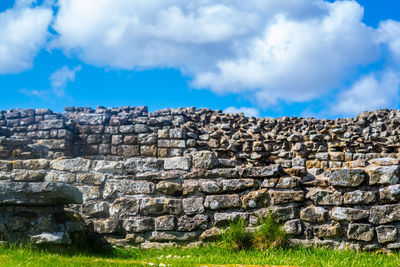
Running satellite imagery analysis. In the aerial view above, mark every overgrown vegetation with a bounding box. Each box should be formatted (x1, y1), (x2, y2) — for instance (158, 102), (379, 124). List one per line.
(219, 212), (288, 250)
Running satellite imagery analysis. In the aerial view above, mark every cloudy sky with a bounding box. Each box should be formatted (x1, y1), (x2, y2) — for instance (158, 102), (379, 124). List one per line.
(0, 0), (400, 118)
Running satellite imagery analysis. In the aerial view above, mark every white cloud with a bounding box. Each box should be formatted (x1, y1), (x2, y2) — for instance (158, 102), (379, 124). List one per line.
(4, 0), (400, 117)
(331, 70), (400, 116)
(378, 19), (400, 64)
(194, 1), (379, 107)
(0, 1), (52, 74)
(20, 65), (81, 99)
(50, 65), (81, 97)
(224, 106), (260, 117)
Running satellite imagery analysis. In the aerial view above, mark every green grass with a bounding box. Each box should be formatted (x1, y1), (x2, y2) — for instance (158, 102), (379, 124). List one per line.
(0, 243), (400, 266)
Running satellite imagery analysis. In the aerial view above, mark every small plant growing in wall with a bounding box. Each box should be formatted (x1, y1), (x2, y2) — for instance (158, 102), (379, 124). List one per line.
(220, 218), (254, 250)
(219, 212), (288, 251)
(253, 212), (288, 249)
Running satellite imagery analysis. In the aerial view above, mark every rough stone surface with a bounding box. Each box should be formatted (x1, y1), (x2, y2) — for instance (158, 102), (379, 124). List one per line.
(347, 224), (374, 242)
(241, 189), (269, 209)
(379, 184), (400, 203)
(331, 207), (369, 222)
(0, 181), (82, 206)
(367, 166), (400, 185)
(328, 169), (366, 187)
(204, 195), (240, 210)
(306, 188), (342, 206)
(376, 225), (397, 244)
(343, 190), (376, 205)
(369, 205), (400, 224)
(300, 206), (328, 224)
(192, 151), (218, 170)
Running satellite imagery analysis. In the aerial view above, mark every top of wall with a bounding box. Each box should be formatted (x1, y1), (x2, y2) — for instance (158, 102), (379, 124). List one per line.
(0, 106), (399, 167)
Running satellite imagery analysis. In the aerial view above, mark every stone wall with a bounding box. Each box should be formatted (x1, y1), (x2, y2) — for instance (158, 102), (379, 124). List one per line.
(1, 107), (400, 250)
(2, 107), (400, 166)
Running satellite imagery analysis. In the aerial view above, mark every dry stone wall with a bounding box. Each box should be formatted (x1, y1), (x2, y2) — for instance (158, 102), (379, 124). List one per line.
(1, 107), (400, 250)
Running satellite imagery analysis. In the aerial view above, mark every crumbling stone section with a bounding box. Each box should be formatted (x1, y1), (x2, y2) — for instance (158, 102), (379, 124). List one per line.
(0, 180), (84, 245)
(1, 106), (400, 250)
(1, 107), (400, 166)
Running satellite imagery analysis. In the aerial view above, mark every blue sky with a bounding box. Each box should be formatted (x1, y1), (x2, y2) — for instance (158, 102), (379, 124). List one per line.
(1, 0), (400, 118)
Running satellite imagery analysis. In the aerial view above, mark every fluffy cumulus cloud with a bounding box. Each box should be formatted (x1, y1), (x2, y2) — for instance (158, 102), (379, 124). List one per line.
(223, 106), (260, 117)
(331, 70), (400, 116)
(3, 0), (400, 116)
(0, 0), (52, 74)
(378, 20), (400, 64)
(50, 0), (393, 113)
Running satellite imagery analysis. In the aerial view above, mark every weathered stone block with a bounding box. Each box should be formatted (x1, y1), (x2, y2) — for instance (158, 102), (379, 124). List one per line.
(118, 145), (140, 157)
(140, 197), (182, 215)
(177, 214), (208, 231)
(379, 184), (400, 203)
(155, 215), (175, 231)
(0, 181), (82, 206)
(343, 190), (376, 205)
(241, 189), (269, 209)
(276, 176), (300, 188)
(284, 219), (303, 236)
(192, 151), (218, 170)
(156, 181), (182, 195)
(369, 204), (400, 224)
(269, 190), (304, 205)
(140, 145), (157, 157)
(182, 197), (204, 215)
(76, 185), (101, 202)
(31, 232), (70, 245)
(44, 171), (76, 183)
(164, 157), (191, 171)
(50, 158), (91, 172)
(124, 180), (155, 195)
(199, 180), (221, 194)
(123, 218), (154, 233)
(370, 158), (399, 166)
(76, 113), (109, 125)
(300, 206), (328, 224)
(241, 164), (284, 178)
(82, 201), (109, 218)
(314, 223), (343, 238)
(366, 165), (400, 185)
(38, 119), (65, 130)
(285, 167), (307, 177)
(12, 159), (49, 170)
(347, 223), (374, 242)
(109, 197), (139, 217)
(124, 158), (163, 173)
(182, 180), (199, 195)
(376, 225), (397, 244)
(12, 169), (46, 182)
(255, 206), (297, 222)
(92, 160), (124, 174)
(328, 169), (366, 187)
(204, 195), (240, 210)
(331, 207), (369, 222)
(221, 179), (257, 192)
(306, 188), (342, 206)
(260, 178), (278, 188)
